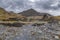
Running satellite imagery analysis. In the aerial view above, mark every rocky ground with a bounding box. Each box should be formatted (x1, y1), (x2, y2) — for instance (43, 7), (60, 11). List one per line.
(0, 22), (60, 40)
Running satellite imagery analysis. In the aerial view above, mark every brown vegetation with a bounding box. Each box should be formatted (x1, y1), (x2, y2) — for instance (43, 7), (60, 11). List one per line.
(0, 7), (60, 22)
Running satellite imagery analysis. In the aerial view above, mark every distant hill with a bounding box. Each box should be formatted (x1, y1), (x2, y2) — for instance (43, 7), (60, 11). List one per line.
(18, 9), (52, 17)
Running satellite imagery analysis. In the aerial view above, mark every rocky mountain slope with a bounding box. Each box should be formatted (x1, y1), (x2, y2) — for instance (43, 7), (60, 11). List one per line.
(18, 9), (52, 17)
(0, 7), (60, 21)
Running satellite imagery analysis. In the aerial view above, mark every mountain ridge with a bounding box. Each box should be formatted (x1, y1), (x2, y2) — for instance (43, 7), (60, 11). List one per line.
(18, 9), (52, 17)
(0, 7), (60, 21)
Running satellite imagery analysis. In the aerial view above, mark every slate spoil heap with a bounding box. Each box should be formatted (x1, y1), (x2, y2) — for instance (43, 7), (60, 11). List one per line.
(0, 22), (60, 40)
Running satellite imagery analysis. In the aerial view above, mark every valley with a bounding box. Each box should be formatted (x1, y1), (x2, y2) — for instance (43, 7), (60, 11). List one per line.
(0, 7), (60, 40)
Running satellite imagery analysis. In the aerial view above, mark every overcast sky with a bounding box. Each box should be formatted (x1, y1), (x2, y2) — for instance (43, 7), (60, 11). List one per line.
(0, 0), (60, 16)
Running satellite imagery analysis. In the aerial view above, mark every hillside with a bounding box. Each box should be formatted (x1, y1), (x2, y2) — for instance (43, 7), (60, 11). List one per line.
(0, 7), (25, 21)
(52, 16), (60, 21)
(0, 7), (60, 22)
(18, 9), (52, 17)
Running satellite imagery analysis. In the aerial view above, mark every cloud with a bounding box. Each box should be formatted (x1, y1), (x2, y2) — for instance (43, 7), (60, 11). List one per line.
(34, 0), (60, 15)
(0, 0), (60, 15)
(35, 0), (59, 10)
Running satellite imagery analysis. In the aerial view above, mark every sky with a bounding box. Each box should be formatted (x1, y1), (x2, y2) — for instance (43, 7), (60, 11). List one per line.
(0, 0), (60, 16)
